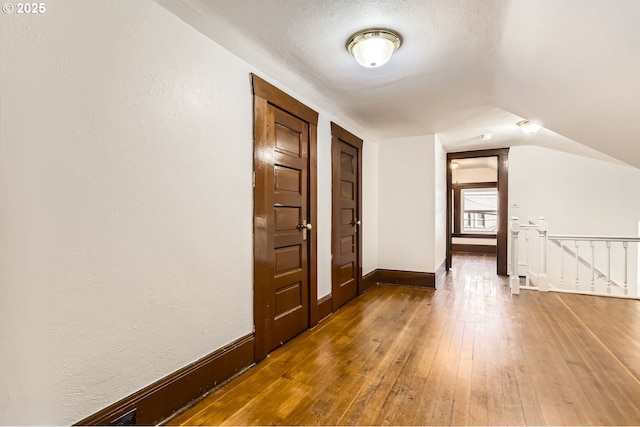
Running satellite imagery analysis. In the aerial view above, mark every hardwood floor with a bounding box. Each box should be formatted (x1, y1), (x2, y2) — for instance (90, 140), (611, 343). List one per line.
(168, 253), (640, 426)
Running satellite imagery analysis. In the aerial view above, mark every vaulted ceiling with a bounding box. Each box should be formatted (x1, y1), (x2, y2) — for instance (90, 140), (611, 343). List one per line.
(158, 0), (640, 167)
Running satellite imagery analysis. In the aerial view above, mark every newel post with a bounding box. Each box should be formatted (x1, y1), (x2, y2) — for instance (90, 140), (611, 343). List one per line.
(510, 217), (520, 295)
(538, 217), (549, 292)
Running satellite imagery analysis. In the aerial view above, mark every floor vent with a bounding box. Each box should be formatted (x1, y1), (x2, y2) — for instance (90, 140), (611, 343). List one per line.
(110, 408), (136, 426)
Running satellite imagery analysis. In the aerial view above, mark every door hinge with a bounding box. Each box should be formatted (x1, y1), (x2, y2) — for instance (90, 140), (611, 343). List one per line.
(253, 171), (255, 188)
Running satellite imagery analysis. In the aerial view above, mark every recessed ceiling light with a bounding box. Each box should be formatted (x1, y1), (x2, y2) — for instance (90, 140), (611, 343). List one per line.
(517, 120), (542, 134)
(347, 29), (401, 68)
(480, 133), (492, 140)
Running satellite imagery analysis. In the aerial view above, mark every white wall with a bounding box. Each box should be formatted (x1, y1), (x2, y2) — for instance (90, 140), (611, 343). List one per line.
(0, 1), (378, 424)
(378, 135), (445, 273)
(452, 167), (497, 183)
(433, 137), (447, 269)
(453, 237), (497, 245)
(378, 137), (434, 271)
(510, 146), (640, 235)
(316, 115), (333, 299)
(362, 141), (379, 275)
(509, 145), (640, 292)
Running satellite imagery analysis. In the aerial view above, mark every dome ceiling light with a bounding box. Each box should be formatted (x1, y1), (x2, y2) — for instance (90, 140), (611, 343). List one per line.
(517, 120), (543, 135)
(347, 29), (402, 68)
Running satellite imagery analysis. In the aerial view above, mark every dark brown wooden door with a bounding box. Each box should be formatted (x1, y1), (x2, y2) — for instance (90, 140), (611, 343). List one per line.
(252, 74), (319, 362)
(256, 104), (310, 354)
(331, 124), (363, 311)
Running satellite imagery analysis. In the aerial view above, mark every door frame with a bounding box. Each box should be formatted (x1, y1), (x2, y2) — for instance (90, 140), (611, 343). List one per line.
(251, 74), (319, 362)
(330, 123), (363, 311)
(446, 148), (509, 276)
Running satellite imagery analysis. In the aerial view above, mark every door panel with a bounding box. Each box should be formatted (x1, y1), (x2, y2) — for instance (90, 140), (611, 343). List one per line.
(331, 124), (363, 311)
(252, 74), (318, 362)
(270, 107), (309, 351)
(335, 142), (358, 307)
(255, 105), (310, 354)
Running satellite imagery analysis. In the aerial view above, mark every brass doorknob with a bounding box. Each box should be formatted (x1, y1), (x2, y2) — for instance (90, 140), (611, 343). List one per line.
(297, 220), (312, 241)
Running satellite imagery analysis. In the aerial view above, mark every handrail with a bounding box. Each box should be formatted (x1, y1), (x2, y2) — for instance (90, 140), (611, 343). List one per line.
(549, 235), (640, 242)
(510, 216), (637, 297)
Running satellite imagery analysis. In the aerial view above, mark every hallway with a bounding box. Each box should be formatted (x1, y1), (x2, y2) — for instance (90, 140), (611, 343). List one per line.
(168, 253), (640, 426)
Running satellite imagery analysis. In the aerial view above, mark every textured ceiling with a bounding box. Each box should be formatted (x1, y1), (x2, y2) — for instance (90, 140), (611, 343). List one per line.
(158, 0), (640, 167)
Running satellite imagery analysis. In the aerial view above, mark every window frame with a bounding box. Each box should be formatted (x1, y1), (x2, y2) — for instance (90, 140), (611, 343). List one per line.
(452, 181), (498, 238)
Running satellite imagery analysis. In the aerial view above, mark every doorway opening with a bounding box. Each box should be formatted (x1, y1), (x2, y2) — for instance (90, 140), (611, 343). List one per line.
(446, 149), (509, 276)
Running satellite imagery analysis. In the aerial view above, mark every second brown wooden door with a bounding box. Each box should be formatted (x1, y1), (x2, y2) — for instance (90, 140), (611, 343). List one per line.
(331, 123), (363, 311)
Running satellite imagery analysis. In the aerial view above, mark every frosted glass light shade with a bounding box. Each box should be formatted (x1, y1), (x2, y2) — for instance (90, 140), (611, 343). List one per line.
(347, 29), (401, 68)
(517, 120), (542, 134)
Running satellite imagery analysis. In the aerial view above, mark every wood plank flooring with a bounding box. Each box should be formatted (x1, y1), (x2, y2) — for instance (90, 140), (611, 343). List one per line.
(168, 253), (640, 425)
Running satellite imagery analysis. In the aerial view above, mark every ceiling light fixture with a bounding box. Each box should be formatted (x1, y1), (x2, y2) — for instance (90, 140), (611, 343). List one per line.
(347, 29), (401, 68)
(517, 120), (542, 135)
(450, 161), (459, 169)
(480, 133), (492, 141)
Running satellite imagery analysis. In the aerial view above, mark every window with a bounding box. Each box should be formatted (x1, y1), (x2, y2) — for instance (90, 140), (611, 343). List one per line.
(461, 188), (497, 233)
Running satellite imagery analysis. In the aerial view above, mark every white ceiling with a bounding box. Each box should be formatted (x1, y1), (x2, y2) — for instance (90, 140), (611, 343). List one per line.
(158, 0), (640, 168)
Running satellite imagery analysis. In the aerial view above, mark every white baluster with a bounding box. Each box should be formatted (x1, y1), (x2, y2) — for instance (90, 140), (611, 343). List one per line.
(575, 241), (580, 290)
(510, 217), (520, 295)
(590, 240), (595, 292)
(538, 217), (549, 292)
(606, 241), (611, 294)
(623, 241), (629, 296)
(525, 228), (530, 287)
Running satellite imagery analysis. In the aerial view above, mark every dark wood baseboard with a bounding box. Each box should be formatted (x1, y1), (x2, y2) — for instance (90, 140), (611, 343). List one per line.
(77, 265), (443, 425)
(361, 270), (378, 293)
(317, 294), (332, 324)
(452, 244), (497, 254)
(377, 269), (436, 289)
(76, 333), (255, 426)
(434, 259), (447, 289)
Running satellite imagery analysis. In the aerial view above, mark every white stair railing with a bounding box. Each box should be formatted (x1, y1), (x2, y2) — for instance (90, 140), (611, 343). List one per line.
(548, 235), (639, 296)
(510, 217), (549, 294)
(509, 217), (640, 298)
(549, 238), (624, 292)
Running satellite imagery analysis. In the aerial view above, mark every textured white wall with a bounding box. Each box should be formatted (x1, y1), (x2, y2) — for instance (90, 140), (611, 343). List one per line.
(510, 146), (640, 235)
(509, 145), (640, 291)
(433, 137), (447, 269)
(0, 0), (377, 424)
(1, 2), (255, 424)
(362, 141), (379, 275)
(378, 136), (436, 272)
(316, 115), (332, 299)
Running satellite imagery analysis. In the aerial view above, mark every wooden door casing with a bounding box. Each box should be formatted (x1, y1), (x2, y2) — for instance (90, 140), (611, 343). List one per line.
(446, 149), (509, 276)
(253, 75), (319, 362)
(331, 123), (363, 311)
